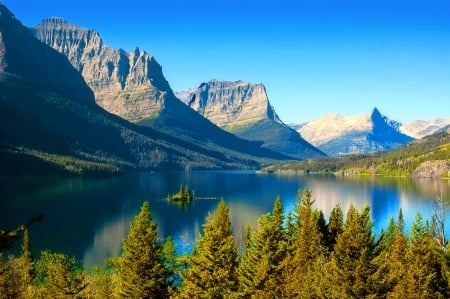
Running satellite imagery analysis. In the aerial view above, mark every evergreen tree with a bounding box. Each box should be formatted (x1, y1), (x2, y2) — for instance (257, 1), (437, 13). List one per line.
(323, 204), (377, 298)
(392, 213), (449, 298)
(325, 203), (344, 252)
(37, 251), (87, 298)
(372, 210), (408, 297)
(283, 188), (325, 298)
(179, 200), (238, 298)
(17, 229), (34, 298)
(111, 201), (169, 298)
(237, 197), (286, 298)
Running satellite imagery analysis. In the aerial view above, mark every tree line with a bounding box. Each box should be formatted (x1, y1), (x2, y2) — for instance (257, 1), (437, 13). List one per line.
(1, 189), (450, 298)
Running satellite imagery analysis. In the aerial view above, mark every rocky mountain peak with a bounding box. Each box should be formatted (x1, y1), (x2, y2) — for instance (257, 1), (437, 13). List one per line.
(33, 19), (173, 121)
(0, 4), (94, 104)
(297, 108), (413, 156)
(176, 79), (281, 131)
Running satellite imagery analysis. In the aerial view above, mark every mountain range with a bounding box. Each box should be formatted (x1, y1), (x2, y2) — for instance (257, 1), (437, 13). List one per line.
(31, 17), (323, 161)
(294, 108), (449, 157)
(0, 4), (297, 174)
(295, 108), (414, 156)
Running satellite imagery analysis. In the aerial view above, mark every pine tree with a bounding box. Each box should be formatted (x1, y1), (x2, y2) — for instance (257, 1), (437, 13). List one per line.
(323, 204), (377, 298)
(283, 188), (325, 297)
(179, 200), (238, 298)
(237, 197), (286, 298)
(372, 210), (408, 297)
(17, 229), (34, 297)
(392, 213), (449, 298)
(111, 201), (169, 298)
(325, 204), (344, 252)
(38, 251), (87, 298)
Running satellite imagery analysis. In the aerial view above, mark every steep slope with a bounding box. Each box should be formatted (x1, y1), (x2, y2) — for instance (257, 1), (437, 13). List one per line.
(400, 119), (450, 139)
(297, 108), (414, 156)
(0, 4), (287, 173)
(32, 18), (291, 163)
(176, 80), (325, 159)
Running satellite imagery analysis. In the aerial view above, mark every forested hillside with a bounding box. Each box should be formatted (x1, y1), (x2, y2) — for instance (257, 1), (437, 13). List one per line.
(264, 129), (450, 178)
(1, 191), (449, 298)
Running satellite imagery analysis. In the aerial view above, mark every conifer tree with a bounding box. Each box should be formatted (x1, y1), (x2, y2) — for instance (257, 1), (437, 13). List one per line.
(179, 200), (238, 298)
(111, 201), (169, 298)
(325, 204), (344, 252)
(17, 229), (34, 297)
(37, 251), (87, 298)
(392, 213), (449, 298)
(323, 204), (377, 298)
(372, 210), (408, 297)
(283, 188), (325, 297)
(237, 197), (286, 298)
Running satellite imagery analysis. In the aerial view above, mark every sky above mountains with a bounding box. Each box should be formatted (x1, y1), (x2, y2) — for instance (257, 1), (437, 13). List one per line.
(4, 0), (450, 124)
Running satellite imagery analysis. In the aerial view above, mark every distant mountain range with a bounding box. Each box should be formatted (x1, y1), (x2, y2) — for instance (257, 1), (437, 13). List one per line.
(295, 108), (414, 156)
(176, 80), (325, 159)
(0, 4), (297, 174)
(400, 119), (450, 139)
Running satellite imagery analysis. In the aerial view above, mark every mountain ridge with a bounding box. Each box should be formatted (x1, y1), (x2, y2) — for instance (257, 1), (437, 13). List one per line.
(176, 79), (325, 159)
(297, 108), (414, 156)
(0, 3), (294, 174)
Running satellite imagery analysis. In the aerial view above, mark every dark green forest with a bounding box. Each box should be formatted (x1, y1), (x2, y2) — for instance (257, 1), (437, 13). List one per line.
(1, 190), (450, 298)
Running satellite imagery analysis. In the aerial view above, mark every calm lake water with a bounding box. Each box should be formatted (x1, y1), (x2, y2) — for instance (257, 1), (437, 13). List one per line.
(1, 171), (449, 268)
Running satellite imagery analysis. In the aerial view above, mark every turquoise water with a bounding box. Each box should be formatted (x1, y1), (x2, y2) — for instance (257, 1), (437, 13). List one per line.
(1, 171), (449, 267)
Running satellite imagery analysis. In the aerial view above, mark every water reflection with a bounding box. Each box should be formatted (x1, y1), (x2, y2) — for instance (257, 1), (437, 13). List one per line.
(1, 172), (449, 268)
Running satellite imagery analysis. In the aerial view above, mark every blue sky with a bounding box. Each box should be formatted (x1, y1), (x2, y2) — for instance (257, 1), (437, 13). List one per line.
(3, 0), (450, 123)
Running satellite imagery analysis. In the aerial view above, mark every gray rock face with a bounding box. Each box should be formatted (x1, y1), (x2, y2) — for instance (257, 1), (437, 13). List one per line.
(176, 79), (281, 131)
(412, 160), (450, 178)
(33, 18), (172, 121)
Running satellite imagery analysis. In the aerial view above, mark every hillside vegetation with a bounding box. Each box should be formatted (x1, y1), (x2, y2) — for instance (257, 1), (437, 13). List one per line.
(263, 129), (450, 178)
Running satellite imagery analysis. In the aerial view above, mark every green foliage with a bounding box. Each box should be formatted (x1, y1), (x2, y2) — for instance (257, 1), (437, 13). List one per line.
(35, 251), (87, 298)
(110, 201), (169, 298)
(283, 189), (326, 297)
(322, 205), (377, 298)
(179, 200), (238, 298)
(237, 197), (286, 298)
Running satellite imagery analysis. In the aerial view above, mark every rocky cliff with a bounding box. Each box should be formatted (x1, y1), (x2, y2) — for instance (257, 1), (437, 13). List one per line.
(33, 18), (172, 122)
(297, 108), (414, 156)
(177, 80), (325, 159)
(177, 79), (281, 131)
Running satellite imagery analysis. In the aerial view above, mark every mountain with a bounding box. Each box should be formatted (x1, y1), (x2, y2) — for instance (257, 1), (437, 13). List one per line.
(400, 119), (450, 139)
(0, 4), (290, 174)
(32, 18), (294, 164)
(297, 108), (414, 156)
(176, 80), (325, 159)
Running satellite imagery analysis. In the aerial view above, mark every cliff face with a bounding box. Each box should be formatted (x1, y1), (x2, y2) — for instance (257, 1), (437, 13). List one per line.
(177, 79), (281, 131)
(177, 80), (326, 159)
(33, 18), (172, 122)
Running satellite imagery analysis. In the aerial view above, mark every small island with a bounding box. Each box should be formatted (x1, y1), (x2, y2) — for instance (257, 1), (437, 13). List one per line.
(166, 184), (194, 202)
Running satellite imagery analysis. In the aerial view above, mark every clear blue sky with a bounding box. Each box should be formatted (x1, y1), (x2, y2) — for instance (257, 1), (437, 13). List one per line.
(3, 0), (450, 123)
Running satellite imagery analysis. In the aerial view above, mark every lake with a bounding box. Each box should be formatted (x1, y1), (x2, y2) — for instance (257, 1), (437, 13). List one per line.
(1, 171), (449, 268)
